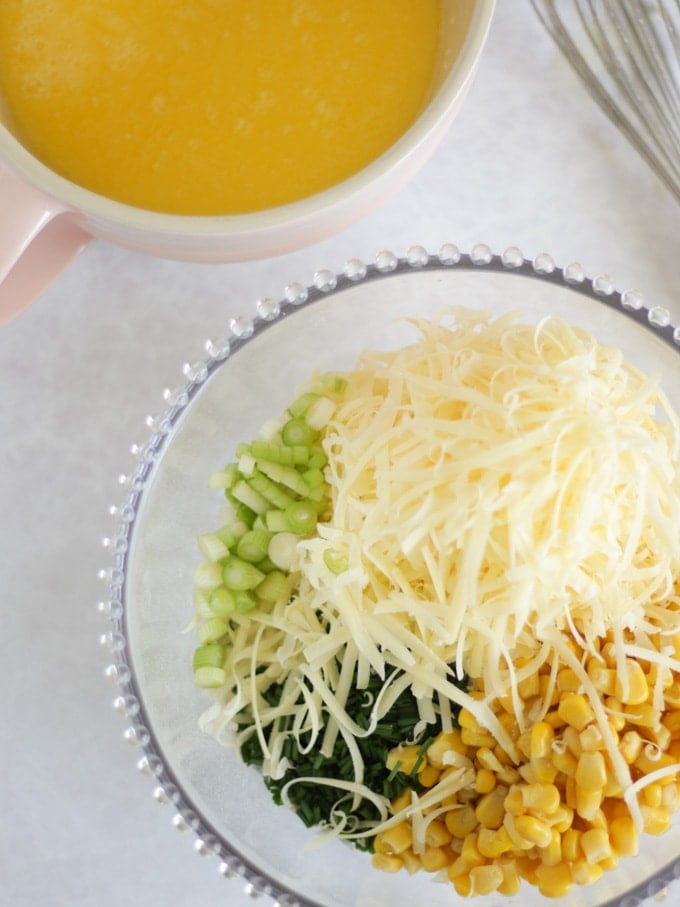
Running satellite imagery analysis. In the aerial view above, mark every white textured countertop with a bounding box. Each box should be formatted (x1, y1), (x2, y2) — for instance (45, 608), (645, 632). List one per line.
(2, 4), (680, 906)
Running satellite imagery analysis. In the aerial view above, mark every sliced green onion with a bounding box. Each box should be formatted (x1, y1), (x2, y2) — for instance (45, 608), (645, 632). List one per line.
(236, 529), (271, 563)
(250, 439), (309, 465)
(268, 532), (299, 571)
(215, 522), (247, 545)
(264, 509), (290, 533)
(192, 587), (214, 619)
(281, 418), (317, 447)
(307, 447), (328, 469)
(208, 464), (238, 489)
(287, 391), (319, 418)
(192, 643), (226, 670)
(257, 460), (309, 497)
(255, 555), (277, 573)
(306, 482), (327, 503)
(197, 617), (229, 643)
(192, 561), (224, 591)
(321, 372), (347, 394)
(197, 531), (230, 562)
(248, 469), (296, 510)
(209, 586), (236, 617)
(302, 467), (325, 489)
(305, 396), (336, 430)
(323, 548), (348, 575)
(285, 500), (317, 534)
(193, 666), (227, 688)
(237, 451), (256, 476)
(256, 570), (293, 603)
(233, 590), (257, 613)
(222, 556), (265, 591)
(251, 514), (268, 533)
(231, 479), (270, 515)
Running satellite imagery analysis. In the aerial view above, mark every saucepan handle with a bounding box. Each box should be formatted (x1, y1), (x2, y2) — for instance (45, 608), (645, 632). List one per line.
(0, 162), (92, 327)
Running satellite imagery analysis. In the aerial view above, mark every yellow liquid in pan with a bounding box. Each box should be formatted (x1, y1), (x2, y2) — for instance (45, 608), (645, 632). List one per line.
(0, 1), (447, 215)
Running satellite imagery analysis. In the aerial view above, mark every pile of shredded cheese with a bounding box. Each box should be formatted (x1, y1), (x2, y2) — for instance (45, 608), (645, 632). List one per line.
(202, 307), (680, 838)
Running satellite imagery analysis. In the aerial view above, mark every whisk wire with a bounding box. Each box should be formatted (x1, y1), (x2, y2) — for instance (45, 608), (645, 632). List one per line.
(531, 0), (680, 204)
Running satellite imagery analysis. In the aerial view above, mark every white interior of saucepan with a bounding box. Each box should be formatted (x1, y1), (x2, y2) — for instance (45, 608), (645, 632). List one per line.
(123, 264), (680, 907)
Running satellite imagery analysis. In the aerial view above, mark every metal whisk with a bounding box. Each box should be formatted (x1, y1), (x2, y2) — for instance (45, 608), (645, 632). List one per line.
(531, 0), (680, 204)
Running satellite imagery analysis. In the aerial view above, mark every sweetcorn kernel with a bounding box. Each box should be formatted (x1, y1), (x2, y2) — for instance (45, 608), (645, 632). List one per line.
(372, 853), (403, 873)
(530, 721), (555, 759)
(474, 787), (507, 829)
(521, 782), (561, 815)
(558, 694), (595, 731)
(615, 658), (649, 706)
(512, 814), (553, 848)
(418, 764), (441, 788)
(535, 863), (573, 898)
(575, 751), (607, 791)
(469, 864), (504, 896)
(475, 769), (497, 794)
(497, 860), (522, 895)
(640, 804), (672, 836)
(445, 806), (478, 840)
(425, 819), (452, 849)
(420, 846), (450, 873)
(572, 859), (604, 886)
(580, 827), (611, 864)
(609, 814), (639, 857)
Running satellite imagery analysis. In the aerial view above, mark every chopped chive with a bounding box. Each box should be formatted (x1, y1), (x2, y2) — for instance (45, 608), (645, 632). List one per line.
(409, 736), (434, 777)
(386, 760), (403, 782)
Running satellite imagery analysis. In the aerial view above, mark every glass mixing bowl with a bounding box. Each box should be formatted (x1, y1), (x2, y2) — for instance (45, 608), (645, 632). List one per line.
(100, 244), (680, 907)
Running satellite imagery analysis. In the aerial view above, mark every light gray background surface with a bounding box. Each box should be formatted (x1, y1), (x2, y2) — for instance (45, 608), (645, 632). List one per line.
(2, 3), (679, 906)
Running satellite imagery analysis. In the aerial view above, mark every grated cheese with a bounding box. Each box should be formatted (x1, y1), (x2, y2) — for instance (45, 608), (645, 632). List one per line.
(202, 307), (680, 837)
